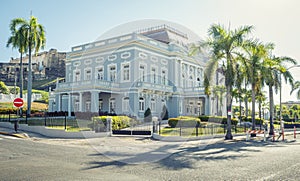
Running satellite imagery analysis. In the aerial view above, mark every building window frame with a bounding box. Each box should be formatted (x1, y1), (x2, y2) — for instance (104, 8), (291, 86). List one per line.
(108, 64), (117, 82)
(99, 99), (103, 111)
(86, 100), (91, 112)
(150, 98), (156, 112)
(96, 66), (104, 80)
(84, 68), (92, 81)
(139, 64), (146, 82)
(73, 69), (81, 82)
(150, 65), (157, 84)
(161, 69), (168, 85)
(121, 62), (130, 82)
(122, 97), (130, 112)
(139, 97), (145, 112)
(109, 98), (116, 113)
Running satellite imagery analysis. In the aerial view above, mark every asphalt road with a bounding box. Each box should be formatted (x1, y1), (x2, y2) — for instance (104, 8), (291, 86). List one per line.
(0, 134), (299, 181)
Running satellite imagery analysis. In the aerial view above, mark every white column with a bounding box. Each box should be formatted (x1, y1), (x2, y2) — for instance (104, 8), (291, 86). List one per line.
(205, 96), (210, 115)
(79, 92), (83, 112)
(57, 93), (61, 111)
(68, 93), (72, 117)
(91, 91), (99, 113)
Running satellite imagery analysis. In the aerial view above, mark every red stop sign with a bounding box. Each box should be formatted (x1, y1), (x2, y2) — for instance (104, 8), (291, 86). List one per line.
(13, 98), (24, 108)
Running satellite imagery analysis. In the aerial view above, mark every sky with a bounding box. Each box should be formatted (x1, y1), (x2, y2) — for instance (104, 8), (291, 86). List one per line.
(1, 0), (300, 103)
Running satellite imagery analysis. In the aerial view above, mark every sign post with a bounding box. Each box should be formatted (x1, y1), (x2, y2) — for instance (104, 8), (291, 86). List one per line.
(13, 98), (24, 133)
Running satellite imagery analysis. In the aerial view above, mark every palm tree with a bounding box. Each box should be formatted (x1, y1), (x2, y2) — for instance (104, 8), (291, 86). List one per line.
(190, 24), (253, 139)
(241, 41), (274, 131)
(234, 63), (247, 122)
(213, 85), (226, 115)
(232, 88), (242, 122)
(10, 16), (46, 115)
(243, 89), (252, 118)
(7, 18), (28, 108)
(256, 90), (267, 129)
(291, 81), (300, 99)
(262, 55), (296, 135)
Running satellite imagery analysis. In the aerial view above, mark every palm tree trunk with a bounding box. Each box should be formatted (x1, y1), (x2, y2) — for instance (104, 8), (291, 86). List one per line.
(225, 85), (233, 140)
(239, 97), (242, 123)
(244, 97), (248, 117)
(269, 85), (274, 135)
(251, 83), (256, 130)
(27, 46), (32, 116)
(259, 101), (262, 130)
(19, 52), (23, 116)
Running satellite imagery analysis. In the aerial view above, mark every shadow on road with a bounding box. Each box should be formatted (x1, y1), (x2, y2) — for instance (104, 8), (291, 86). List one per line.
(83, 137), (293, 171)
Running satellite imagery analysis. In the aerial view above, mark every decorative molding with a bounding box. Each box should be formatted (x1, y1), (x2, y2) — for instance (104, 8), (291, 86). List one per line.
(161, 59), (168, 65)
(121, 52), (131, 59)
(96, 57), (104, 63)
(139, 52), (148, 59)
(120, 35), (132, 41)
(95, 41), (105, 47)
(108, 54), (117, 61)
(73, 61), (81, 67)
(108, 39), (117, 44)
(84, 59), (92, 65)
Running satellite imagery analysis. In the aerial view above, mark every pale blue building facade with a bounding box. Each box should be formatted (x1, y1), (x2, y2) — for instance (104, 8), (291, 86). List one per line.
(49, 25), (212, 119)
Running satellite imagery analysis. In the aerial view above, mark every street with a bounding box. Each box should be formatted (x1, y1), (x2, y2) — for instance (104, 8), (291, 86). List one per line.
(0, 134), (299, 181)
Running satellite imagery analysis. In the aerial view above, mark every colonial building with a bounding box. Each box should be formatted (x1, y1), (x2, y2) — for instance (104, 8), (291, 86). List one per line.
(50, 25), (213, 118)
(0, 48), (66, 84)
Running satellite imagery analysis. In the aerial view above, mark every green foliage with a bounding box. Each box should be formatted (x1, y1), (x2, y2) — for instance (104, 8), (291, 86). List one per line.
(144, 108), (152, 122)
(168, 116), (201, 128)
(30, 89), (49, 103)
(0, 81), (9, 94)
(198, 115), (238, 125)
(92, 116), (135, 130)
(8, 86), (20, 95)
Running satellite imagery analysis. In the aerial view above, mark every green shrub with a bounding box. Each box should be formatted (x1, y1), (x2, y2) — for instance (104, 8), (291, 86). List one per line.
(92, 116), (134, 130)
(198, 115), (238, 125)
(168, 116), (201, 128)
(199, 115), (209, 122)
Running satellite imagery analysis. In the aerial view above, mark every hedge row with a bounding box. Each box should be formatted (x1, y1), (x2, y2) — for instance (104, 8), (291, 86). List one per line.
(168, 116), (201, 128)
(198, 115), (239, 125)
(0, 108), (43, 114)
(92, 116), (137, 130)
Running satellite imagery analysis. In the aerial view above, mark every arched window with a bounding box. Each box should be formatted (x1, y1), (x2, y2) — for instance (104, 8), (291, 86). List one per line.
(122, 97), (130, 112)
(150, 98), (156, 112)
(139, 97), (145, 111)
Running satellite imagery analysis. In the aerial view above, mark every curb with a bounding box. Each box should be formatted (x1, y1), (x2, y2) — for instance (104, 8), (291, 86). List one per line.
(0, 131), (29, 139)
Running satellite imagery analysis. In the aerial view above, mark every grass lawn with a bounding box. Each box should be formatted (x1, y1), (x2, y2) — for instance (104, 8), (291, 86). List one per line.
(46, 126), (91, 132)
(45, 119), (93, 132)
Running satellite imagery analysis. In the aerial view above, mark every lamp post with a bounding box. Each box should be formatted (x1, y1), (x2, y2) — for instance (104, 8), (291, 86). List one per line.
(279, 65), (300, 130)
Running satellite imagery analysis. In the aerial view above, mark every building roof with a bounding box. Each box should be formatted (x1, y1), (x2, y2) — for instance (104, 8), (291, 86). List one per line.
(136, 24), (189, 45)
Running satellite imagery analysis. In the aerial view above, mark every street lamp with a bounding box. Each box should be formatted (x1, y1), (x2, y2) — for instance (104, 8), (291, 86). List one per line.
(279, 65), (300, 130)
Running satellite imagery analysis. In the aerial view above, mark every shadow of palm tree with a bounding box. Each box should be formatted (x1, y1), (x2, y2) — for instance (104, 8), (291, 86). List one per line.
(83, 138), (288, 171)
